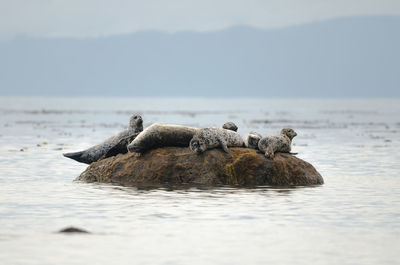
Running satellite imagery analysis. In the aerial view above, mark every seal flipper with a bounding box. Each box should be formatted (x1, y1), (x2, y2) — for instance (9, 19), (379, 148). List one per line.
(218, 137), (230, 153)
(63, 151), (89, 164)
(265, 146), (274, 159)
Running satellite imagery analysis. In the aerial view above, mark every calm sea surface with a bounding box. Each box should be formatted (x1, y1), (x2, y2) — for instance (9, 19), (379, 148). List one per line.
(0, 97), (399, 265)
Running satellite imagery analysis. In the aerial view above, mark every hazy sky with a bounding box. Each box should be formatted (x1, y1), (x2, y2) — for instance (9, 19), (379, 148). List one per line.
(1, 0), (400, 39)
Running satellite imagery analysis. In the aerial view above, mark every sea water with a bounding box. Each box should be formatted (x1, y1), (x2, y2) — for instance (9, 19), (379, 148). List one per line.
(0, 97), (399, 265)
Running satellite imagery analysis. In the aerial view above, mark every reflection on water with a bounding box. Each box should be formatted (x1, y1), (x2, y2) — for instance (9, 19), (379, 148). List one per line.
(0, 97), (399, 265)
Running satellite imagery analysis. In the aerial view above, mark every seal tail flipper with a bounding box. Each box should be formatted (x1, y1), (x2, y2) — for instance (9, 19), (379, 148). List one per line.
(63, 151), (89, 164)
(265, 146), (274, 159)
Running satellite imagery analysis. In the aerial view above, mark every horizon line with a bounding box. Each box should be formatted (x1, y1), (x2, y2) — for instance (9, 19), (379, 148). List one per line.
(3, 14), (400, 42)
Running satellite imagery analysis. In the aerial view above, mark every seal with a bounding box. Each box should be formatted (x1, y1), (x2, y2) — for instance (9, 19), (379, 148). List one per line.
(100, 132), (141, 159)
(127, 123), (199, 153)
(58, 227), (89, 233)
(243, 131), (262, 149)
(189, 127), (244, 154)
(258, 128), (297, 159)
(63, 114), (143, 164)
(222, 122), (238, 132)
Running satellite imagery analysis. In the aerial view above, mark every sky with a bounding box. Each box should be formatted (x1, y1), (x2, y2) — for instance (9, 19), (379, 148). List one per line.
(1, 0), (400, 39)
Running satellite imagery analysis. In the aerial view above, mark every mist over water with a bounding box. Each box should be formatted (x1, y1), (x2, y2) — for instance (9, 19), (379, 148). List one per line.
(0, 97), (399, 265)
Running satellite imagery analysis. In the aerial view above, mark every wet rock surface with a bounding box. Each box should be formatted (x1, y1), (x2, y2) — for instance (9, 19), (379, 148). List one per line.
(76, 147), (324, 187)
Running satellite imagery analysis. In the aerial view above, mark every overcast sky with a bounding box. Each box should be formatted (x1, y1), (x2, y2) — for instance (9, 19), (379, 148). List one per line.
(1, 0), (400, 39)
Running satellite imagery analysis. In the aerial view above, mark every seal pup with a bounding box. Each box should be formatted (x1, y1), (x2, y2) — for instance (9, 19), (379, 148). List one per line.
(258, 128), (297, 159)
(243, 131), (262, 149)
(222, 122), (238, 132)
(127, 123), (199, 153)
(189, 127), (244, 154)
(63, 114), (143, 164)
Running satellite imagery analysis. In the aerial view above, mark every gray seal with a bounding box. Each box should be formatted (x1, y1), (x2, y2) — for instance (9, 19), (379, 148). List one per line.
(127, 123), (199, 153)
(258, 128), (297, 159)
(100, 132), (141, 159)
(222, 122), (238, 132)
(63, 114), (143, 164)
(189, 127), (244, 154)
(243, 131), (262, 149)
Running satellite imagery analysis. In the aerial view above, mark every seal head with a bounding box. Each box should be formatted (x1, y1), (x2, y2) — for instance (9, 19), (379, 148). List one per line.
(189, 136), (207, 154)
(222, 122), (238, 132)
(129, 114), (143, 133)
(281, 128), (297, 140)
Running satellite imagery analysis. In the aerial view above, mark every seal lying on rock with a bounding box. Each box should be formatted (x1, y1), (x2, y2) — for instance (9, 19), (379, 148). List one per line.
(222, 122), (238, 132)
(100, 132), (141, 159)
(243, 131), (262, 149)
(258, 128), (297, 159)
(189, 127), (244, 154)
(63, 114), (143, 164)
(127, 123), (199, 153)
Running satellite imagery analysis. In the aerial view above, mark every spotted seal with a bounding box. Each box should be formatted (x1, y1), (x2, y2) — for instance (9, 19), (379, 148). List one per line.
(127, 123), (199, 153)
(189, 127), (244, 154)
(258, 128), (297, 159)
(63, 114), (143, 164)
(222, 122), (238, 132)
(243, 131), (262, 149)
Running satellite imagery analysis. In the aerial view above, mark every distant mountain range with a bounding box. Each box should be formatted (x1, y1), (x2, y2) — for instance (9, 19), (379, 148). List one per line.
(0, 16), (399, 97)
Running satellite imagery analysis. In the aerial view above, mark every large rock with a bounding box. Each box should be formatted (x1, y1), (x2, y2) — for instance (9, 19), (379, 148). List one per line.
(76, 147), (323, 186)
